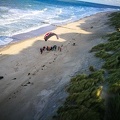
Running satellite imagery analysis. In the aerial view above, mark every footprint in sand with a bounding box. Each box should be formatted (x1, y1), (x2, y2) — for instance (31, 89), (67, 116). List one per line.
(42, 65), (45, 67)
(41, 65), (46, 70)
(32, 73), (36, 75)
(72, 43), (76, 46)
(21, 81), (33, 87)
(28, 73), (30, 75)
(54, 57), (57, 60)
(14, 67), (18, 72)
(31, 67), (41, 75)
(12, 78), (16, 80)
(0, 76), (4, 80)
(8, 90), (19, 101)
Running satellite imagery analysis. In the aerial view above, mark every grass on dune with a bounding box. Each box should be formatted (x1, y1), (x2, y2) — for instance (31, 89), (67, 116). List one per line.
(105, 94), (120, 120)
(53, 70), (105, 120)
(53, 11), (120, 120)
(90, 11), (120, 120)
(108, 12), (120, 29)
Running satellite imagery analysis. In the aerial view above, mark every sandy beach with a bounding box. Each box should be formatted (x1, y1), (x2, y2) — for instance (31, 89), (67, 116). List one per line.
(0, 12), (115, 120)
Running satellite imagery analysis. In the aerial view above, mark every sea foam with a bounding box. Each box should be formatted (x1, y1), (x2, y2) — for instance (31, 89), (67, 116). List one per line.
(0, 0), (119, 46)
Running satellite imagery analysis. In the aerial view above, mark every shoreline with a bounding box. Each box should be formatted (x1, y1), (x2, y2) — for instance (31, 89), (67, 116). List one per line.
(0, 25), (56, 51)
(0, 10), (117, 50)
(0, 11), (116, 120)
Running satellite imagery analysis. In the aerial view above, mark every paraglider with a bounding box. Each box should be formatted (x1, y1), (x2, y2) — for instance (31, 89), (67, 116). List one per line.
(44, 32), (59, 41)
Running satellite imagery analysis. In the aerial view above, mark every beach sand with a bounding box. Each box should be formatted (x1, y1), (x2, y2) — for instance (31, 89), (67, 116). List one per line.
(0, 12), (115, 120)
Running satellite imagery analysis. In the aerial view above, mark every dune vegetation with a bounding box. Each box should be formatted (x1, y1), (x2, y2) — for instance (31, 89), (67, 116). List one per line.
(53, 11), (120, 120)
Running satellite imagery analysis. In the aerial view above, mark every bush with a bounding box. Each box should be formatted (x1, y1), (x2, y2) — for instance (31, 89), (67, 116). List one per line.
(95, 50), (111, 59)
(89, 66), (95, 72)
(54, 71), (105, 120)
(106, 94), (120, 120)
(109, 82), (120, 94)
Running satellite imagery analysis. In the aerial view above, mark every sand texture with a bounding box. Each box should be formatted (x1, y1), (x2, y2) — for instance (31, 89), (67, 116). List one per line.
(0, 12), (115, 120)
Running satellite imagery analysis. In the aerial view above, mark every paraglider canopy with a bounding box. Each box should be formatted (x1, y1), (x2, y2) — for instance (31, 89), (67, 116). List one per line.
(44, 32), (59, 41)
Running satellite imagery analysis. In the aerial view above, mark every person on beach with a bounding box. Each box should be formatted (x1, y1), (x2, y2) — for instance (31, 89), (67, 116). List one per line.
(53, 45), (57, 51)
(46, 46), (51, 51)
(46, 46), (49, 51)
(46, 46), (48, 51)
(59, 46), (62, 52)
(58, 46), (62, 52)
(43, 46), (46, 51)
(58, 46), (60, 51)
(55, 45), (57, 50)
(40, 48), (43, 54)
(50, 46), (53, 51)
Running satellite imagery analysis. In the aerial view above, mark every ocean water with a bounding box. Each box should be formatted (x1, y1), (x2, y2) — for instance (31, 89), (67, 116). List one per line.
(0, 0), (120, 46)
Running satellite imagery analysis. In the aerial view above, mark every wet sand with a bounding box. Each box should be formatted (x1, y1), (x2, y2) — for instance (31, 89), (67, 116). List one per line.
(0, 12), (115, 120)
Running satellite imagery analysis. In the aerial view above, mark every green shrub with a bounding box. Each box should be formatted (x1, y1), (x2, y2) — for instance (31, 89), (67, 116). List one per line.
(88, 70), (105, 83)
(107, 32), (120, 41)
(95, 50), (111, 59)
(71, 74), (87, 83)
(67, 80), (88, 93)
(106, 94), (120, 120)
(90, 43), (105, 52)
(109, 82), (120, 94)
(89, 66), (95, 72)
(54, 70), (105, 120)
(103, 53), (120, 70)
(107, 69), (120, 84)
(109, 12), (120, 29)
